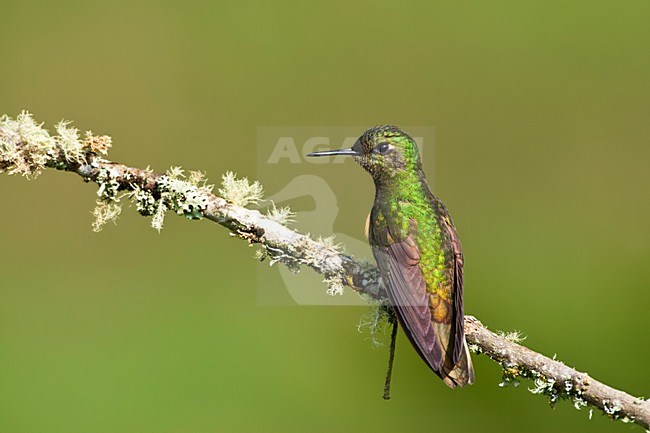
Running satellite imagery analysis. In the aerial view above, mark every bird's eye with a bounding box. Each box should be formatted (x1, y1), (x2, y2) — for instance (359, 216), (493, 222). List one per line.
(375, 142), (391, 154)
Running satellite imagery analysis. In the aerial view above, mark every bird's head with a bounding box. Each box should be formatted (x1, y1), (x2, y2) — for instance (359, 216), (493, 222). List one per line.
(308, 126), (422, 182)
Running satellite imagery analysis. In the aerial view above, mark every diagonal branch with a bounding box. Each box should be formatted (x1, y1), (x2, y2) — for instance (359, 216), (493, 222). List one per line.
(1, 112), (648, 429)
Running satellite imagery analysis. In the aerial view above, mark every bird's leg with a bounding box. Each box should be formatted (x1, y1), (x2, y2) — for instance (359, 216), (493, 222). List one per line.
(383, 310), (398, 400)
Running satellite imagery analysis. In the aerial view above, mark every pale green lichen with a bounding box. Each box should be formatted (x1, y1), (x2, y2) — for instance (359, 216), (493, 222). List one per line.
(187, 170), (212, 190)
(357, 301), (392, 347)
(95, 167), (121, 201)
(486, 333), (603, 420)
(573, 395), (588, 411)
(253, 248), (267, 261)
(601, 398), (635, 424)
(323, 274), (344, 296)
(218, 171), (263, 207)
(166, 166), (185, 179)
(0, 111), (56, 177)
(496, 361), (602, 422)
(316, 235), (341, 252)
(91, 166), (127, 230)
(264, 244), (301, 273)
(1, 112), (267, 236)
(497, 330), (526, 344)
(130, 184), (157, 216)
(603, 399), (622, 416)
(129, 166), (215, 232)
(92, 199), (122, 232)
(2, 112), (344, 297)
(54, 120), (85, 163)
(1, 112), (123, 230)
(529, 376), (559, 403)
(158, 174), (209, 218)
(151, 200), (168, 232)
(266, 202), (296, 225)
(0, 111), (113, 178)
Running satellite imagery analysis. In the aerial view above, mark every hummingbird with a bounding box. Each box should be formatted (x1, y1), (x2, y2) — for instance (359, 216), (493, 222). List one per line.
(308, 126), (474, 388)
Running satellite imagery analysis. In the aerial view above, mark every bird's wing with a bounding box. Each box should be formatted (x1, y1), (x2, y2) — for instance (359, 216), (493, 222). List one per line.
(438, 212), (465, 365)
(371, 227), (445, 372)
(433, 199), (474, 386)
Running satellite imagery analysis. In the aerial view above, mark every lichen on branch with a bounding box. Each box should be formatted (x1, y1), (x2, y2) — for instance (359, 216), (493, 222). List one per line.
(0, 111), (111, 177)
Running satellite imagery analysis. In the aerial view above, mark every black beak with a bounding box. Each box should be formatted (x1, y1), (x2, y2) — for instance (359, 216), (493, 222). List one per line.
(307, 148), (360, 157)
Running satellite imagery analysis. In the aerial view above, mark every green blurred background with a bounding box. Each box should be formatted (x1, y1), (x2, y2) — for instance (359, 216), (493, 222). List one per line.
(1, 1), (649, 432)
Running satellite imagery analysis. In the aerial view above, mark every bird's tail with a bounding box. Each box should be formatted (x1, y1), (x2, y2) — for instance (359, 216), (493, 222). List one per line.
(430, 320), (474, 388)
(440, 339), (474, 388)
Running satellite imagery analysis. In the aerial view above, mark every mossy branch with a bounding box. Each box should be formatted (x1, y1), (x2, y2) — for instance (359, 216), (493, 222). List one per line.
(1, 112), (648, 429)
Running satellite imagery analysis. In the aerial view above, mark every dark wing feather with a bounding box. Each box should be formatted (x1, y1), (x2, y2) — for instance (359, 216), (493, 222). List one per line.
(371, 237), (444, 373)
(438, 206), (465, 365)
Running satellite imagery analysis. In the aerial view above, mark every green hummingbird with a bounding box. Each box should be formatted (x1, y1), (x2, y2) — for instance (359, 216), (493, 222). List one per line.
(308, 126), (474, 388)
